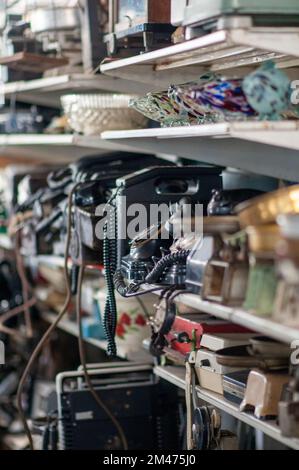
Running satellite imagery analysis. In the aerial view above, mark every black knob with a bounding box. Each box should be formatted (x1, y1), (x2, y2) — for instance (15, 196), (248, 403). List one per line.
(174, 332), (191, 344)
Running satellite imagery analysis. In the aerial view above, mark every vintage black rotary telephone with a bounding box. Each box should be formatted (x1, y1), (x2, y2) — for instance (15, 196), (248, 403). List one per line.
(16, 153), (163, 260)
(11, 166), (66, 257)
(17, 183), (67, 257)
(114, 166), (222, 287)
(103, 165), (222, 356)
(65, 153), (165, 266)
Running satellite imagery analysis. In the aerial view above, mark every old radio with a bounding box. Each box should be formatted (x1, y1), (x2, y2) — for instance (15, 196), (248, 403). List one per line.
(105, 0), (175, 56)
(56, 363), (180, 450)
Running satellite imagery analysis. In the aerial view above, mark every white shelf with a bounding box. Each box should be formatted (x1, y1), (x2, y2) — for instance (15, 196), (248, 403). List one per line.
(3, 74), (150, 108)
(0, 133), (149, 162)
(0, 134), (100, 162)
(154, 365), (299, 450)
(175, 293), (299, 345)
(101, 28), (299, 88)
(102, 122), (299, 181)
(0, 134), (74, 146)
(73, 134), (155, 156)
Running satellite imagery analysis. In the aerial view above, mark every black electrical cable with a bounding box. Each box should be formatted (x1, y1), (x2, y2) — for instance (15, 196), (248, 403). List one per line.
(113, 269), (139, 297)
(16, 181), (87, 450)
(113, 270), (167, 298)
(103, 193), (119, 357)
(126, 287), (169, 297)
(76, 265), (129, 450)
(113, 250), (190, 298)
(145, 250), (191, 285)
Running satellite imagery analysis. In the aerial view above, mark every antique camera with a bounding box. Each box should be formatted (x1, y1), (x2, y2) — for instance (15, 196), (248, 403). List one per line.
(105, 0), (175, 56)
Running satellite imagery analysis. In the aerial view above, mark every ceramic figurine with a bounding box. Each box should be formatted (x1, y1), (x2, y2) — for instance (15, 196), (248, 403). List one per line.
(243, 61), (293, 120)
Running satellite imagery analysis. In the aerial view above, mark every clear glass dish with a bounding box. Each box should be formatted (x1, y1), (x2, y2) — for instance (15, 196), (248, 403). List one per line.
(61, 94), (148, 135)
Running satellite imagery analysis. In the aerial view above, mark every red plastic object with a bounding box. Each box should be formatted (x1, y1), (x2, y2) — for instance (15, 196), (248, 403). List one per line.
(165, 314), (253, 356)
